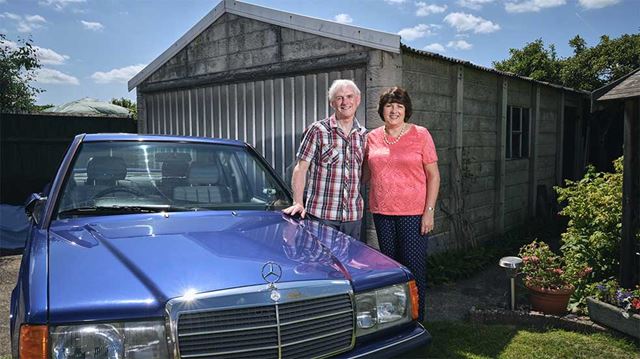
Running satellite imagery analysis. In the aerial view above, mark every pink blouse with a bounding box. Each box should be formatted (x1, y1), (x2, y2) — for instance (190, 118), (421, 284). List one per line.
(365, 124), (438, 215)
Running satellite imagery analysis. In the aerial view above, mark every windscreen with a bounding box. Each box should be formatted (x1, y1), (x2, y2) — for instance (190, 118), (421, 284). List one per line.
(56, 141), (291, 218)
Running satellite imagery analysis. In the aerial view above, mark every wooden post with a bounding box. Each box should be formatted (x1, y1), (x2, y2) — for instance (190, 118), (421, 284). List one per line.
(555, 90), (565, 186)
(620, 96), (640, 287)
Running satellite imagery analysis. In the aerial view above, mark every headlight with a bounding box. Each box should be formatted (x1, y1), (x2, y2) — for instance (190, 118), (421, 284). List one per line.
(355, 283), (412, 337)
(50, 320), (168, 359)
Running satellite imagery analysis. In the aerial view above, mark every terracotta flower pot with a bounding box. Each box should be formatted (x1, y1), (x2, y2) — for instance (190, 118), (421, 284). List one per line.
(526, 285), (575, 315)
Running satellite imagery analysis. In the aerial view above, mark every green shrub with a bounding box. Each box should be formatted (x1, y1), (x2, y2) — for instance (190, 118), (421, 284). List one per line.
(555, 157), (623, 307)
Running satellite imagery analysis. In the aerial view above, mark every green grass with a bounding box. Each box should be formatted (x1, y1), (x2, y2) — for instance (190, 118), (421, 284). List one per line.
(400, 322), (639, 359)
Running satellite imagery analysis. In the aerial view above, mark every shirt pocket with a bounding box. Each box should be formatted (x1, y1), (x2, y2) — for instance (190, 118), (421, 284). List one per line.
(320, 146), (340, 164)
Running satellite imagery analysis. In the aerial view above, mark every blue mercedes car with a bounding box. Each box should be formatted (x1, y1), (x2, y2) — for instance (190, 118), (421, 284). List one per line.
(10, 133), (430, 358)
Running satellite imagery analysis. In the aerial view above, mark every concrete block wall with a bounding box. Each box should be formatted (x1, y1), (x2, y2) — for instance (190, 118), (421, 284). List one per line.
(146, 13), (369, 85)
(401, 52), (455, 253)
(537, 86), (561, 193)
(461, 68), (499, 242)
(399, 52), (575, 247)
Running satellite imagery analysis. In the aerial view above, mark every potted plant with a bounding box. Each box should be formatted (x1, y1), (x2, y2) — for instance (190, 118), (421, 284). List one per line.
(518, 240), (592, 315)
(587, 279), (640, 339)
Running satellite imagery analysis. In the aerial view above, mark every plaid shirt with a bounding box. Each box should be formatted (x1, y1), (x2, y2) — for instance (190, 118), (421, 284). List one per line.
(297, 115), (366, 222)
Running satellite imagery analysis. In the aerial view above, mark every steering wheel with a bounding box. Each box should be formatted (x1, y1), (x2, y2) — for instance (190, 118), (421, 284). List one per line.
(92, 186), (147, 199)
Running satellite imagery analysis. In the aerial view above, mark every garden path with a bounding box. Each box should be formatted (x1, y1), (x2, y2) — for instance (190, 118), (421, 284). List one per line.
(425, 265), (509, 321)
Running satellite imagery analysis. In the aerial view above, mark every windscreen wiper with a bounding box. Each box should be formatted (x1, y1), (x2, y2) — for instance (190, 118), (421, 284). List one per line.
(58, 205), (196, 217)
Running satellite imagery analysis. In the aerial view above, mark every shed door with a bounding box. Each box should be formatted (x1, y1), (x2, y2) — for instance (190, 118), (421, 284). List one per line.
(144, 68), (366, 179)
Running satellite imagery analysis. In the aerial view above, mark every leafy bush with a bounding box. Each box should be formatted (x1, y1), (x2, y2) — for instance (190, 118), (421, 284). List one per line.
(555, 157), (623, 305)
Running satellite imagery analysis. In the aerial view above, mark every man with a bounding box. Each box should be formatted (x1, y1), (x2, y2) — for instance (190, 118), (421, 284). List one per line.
(282, 79), (366, 241)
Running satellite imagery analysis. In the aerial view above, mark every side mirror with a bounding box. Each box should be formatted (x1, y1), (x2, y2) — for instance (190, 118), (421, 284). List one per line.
(25, 193), (48, 225)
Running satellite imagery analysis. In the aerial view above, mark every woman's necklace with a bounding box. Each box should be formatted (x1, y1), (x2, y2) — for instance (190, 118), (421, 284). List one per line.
(383, 123), (408, 145)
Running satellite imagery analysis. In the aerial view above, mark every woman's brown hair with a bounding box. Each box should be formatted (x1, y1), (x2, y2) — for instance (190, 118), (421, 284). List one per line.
(377, 86), (413, 121)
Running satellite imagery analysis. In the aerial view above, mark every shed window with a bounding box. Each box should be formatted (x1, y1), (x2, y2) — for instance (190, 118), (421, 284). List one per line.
(506, 106), (530, 159)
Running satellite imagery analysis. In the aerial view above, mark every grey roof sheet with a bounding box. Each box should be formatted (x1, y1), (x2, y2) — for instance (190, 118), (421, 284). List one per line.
(401, 44), (588, 94)
(598, 68), (640, 101)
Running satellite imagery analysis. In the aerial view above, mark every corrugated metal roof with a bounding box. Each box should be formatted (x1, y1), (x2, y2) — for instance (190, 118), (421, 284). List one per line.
(597, 67), (640, 101)
(401, 44), (588, 94)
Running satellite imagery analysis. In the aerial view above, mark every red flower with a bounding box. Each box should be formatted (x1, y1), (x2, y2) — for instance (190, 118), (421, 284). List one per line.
(632, 298), (640, 311)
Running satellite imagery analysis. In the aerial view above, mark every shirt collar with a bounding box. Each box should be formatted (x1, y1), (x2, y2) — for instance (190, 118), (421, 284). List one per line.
(329, 114), (366, 135)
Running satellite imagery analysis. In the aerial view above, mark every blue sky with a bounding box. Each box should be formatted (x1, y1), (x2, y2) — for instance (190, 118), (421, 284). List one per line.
(1, 0), (637, 106)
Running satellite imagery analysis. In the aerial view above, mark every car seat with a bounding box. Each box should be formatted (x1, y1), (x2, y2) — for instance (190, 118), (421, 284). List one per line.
(173, 161), (232, 204)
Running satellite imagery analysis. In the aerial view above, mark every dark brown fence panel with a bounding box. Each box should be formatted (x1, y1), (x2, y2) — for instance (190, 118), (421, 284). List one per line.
(0, 113), (136, 204)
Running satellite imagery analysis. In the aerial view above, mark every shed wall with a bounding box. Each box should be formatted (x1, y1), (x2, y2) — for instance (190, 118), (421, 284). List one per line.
(401, 51), (572, 251)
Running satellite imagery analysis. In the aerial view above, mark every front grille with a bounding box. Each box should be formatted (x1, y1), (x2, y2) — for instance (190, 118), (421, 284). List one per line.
(176, 293), (354, 358)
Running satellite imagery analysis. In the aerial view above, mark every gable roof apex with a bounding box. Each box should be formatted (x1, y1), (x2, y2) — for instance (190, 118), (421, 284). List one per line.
(128, 0), (400, 91)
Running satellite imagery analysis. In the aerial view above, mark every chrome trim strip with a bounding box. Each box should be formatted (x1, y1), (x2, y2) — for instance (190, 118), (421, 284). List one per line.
(178, 323), (278, 337)
(281, 328), (353, 348)
(275, 302), (282, 359)
(181, 344), (279, 358)
(348, 324), (427, 359)
(281, 309), (353, 326)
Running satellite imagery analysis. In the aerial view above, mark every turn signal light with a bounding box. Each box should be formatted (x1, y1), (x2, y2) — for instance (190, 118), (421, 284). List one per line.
(409, 280), (420, 320)
(20, 324), (48, 359)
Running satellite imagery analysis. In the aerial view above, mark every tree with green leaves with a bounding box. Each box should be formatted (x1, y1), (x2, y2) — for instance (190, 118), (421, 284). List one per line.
(561, 34), (640, 91)
(110, 97), (137, 120)
(0, 33), (43, 113)
(493, 33), (640, 92)
(493, 38), (562, 84)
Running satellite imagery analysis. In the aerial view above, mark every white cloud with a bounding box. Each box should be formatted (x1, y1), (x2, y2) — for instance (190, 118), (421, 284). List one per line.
(456, 0), (495, 10)
(81, 20), (104, 31)
(578, 0), (620, 9)
(39, 0), (86, 10)
(505, 0), (566, 13)
(2, 12), (47, 33)
(1, 12), (21, 21)
(333, 13), (353, 24)
(91, 64), (146, 84)
(36, 68), (79, 85)
(415, 2), (447, 16)
(444, 12), (500, 33)
(35, 46), (69, 65)
(424, 43), (446, 52)
(398, 24), (438, 41)
(1, 39), (69, 65)
(447, 40), (473, 50)
(384, 0), (408, 4)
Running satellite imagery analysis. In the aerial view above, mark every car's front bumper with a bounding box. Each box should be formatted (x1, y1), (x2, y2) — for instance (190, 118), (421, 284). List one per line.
(334, 323), (431, 359)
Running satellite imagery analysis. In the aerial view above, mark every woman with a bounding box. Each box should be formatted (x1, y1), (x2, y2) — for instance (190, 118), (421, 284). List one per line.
(365, 86), (440, 322)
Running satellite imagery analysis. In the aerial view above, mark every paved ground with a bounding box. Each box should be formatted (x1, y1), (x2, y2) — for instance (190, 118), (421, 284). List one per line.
(425, 265), (509, 322)
(0, 255), (509, 357)
(0, 255), (20, 357)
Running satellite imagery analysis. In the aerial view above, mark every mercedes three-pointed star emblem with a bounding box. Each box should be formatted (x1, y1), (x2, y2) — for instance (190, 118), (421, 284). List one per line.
(261, 261), (282, 287)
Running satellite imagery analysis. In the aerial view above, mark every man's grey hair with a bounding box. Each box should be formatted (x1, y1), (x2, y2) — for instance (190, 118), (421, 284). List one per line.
(327, 79), (361, 101)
